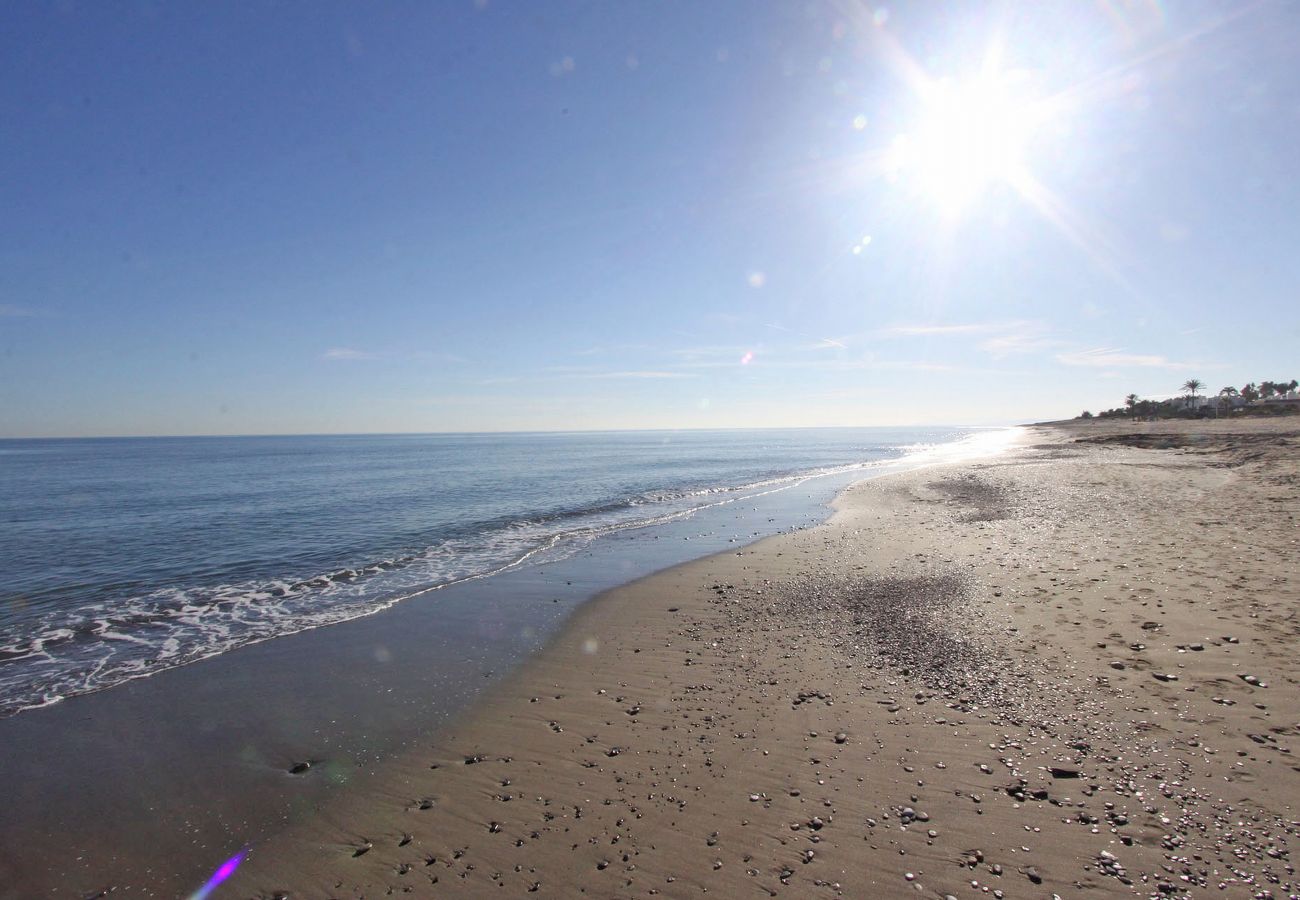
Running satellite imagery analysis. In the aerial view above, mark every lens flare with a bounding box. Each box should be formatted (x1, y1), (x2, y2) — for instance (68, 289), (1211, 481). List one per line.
(188, 849), (246, 900)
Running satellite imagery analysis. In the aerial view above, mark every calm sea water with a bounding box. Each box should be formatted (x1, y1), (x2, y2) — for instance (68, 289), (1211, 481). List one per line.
(0, 427), (979, 717)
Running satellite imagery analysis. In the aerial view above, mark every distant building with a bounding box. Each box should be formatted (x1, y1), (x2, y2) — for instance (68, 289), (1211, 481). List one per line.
(1168, 395), (1212, 411)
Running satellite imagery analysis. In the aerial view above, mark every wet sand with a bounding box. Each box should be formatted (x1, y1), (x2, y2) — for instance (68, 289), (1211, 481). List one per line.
(226, 417), (1299, 899)
(0, 457), (859, 898)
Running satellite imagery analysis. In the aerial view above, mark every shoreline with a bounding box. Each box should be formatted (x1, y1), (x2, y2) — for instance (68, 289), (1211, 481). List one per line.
(0, 431), (1005, 898)
(224, 418), (1299, 899)
(0, 428), (994, 722)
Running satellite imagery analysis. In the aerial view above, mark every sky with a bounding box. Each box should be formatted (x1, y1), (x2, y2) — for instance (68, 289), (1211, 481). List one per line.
(2, 0), (1298, 437)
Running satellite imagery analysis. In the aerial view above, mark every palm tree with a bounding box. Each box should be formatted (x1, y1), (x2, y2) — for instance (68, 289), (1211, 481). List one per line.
(1182, 379), (1203, 403)
(1124, 393), (1139, 419)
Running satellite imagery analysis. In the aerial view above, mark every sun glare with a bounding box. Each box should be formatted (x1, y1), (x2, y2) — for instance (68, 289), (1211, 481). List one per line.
(891, 71), (1039, 216)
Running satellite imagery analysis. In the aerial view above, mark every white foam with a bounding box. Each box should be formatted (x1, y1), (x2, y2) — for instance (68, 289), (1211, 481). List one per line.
(0, 429), (1017, 718)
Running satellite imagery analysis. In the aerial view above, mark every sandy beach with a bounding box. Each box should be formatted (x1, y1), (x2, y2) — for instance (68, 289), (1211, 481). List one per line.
(216, 417), (1298, 899)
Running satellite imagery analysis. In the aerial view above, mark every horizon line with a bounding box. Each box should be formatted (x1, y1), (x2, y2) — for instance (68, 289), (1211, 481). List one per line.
(0, 422), (1025, 441)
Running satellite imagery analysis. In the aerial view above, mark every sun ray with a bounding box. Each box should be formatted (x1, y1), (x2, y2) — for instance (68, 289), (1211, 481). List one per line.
(1004, 169), (1141, 298)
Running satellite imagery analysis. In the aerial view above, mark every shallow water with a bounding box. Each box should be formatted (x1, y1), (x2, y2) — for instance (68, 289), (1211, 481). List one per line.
(0, 426), (1015, 896)
(0, 427), (973, 717)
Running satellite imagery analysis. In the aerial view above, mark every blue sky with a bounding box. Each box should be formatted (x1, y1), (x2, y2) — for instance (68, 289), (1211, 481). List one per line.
(2, 0), (1297, 436)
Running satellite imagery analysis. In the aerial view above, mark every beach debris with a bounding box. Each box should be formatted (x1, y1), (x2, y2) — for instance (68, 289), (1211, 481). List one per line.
(1048, 766), (1080, 779)
(352, 841), (372, 857)
(1152, 672), (1179, 682)
(288, 761), (311, 774)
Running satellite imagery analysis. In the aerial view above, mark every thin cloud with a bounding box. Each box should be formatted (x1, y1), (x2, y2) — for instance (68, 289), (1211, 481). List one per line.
(764, 322), (848, 349)
(668, 344), (753, 359)
(876, 322), (1002, 337)
(877, 319), (1061, 359)
(870, 360), (962, 373)
(535, 366), (698, 380)
(1055, 347), (1202, 369)
(322, 347), (377, 361)
(979, 322), (1065, 358)
(0, 304), (37, 317)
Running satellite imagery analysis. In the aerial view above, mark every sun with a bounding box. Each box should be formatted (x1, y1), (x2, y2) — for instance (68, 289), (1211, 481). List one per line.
(890, 71), (1038, 217)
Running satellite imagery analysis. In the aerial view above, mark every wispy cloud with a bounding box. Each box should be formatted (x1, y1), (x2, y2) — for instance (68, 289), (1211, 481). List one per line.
(0, 304), (37, 317)
(876, 322), (1002, 337)
(591, 370), (696, 380)
(764, 322), (848, 349)
(1055, 347), (1202, 370)
(978, 322), (1064, 358)
(870, 360), (962, 372)
(518, 367), (697, 381)
(668, 344), (753, 359)
(322, 347), (377, 361)
(876, 319), (1063, 360)
(981, 333), (1065, 356)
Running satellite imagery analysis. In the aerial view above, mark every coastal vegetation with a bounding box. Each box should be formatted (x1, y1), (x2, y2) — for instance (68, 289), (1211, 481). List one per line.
(1080, 378), (1299, 420)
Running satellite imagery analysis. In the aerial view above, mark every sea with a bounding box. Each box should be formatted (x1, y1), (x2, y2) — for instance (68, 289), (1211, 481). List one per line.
(0, 427), (1004, 720)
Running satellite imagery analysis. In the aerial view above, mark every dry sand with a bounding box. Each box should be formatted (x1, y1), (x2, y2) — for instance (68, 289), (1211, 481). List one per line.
(230, 418), (1299, 899)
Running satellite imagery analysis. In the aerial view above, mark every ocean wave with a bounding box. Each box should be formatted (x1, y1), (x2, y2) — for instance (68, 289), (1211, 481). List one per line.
(0, 430), (1011, 717)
